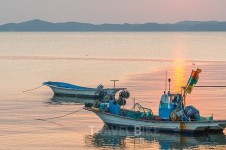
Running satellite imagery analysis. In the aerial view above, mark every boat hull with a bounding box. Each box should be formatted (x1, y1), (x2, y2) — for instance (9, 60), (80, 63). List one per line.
(93, 111), (226, 133)
(49, 86), (99, 98)
(43, 81), (126, 98)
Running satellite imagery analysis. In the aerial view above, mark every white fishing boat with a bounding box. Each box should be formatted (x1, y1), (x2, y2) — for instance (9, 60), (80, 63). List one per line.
(89, 107), (226, 133)
(43, 81), (126, 98)
(85, 69), (226, 133)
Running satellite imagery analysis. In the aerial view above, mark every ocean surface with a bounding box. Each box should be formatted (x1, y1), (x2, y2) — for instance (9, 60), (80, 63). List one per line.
(0, 32), (226, 149)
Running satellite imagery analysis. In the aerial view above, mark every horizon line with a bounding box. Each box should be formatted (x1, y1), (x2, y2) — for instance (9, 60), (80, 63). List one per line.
(1, 55), (226, 63)
(1, 19), (226, 26)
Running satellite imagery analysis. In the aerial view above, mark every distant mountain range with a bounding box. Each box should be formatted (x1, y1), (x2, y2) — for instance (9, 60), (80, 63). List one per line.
(0, 19), (226, 31)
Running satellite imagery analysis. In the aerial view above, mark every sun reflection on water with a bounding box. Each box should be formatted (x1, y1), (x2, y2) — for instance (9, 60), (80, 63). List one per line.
(172, 59), (187, 93)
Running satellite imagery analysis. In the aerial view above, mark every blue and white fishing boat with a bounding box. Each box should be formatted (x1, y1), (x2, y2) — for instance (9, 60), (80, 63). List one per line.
(85, 69), (226, 133)
(43, 81), (126, 98)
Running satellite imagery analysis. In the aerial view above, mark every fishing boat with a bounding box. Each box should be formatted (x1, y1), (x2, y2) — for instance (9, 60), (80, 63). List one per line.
(43, 81), (126, 98)
(85, 69), (226, 133)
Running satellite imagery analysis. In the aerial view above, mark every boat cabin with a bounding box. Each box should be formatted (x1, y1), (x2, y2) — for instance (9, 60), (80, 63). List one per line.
(159, 93), (183, 120)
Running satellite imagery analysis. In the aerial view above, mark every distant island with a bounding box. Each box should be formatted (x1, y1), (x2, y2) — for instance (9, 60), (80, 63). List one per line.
(0, 19), (226, 32)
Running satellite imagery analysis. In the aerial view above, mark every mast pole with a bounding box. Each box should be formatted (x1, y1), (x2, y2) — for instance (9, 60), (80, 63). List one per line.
(110, 80), (119, 89)
(182, 86), (187, 107)
(165, 70), (167, 93)
(168, 78), (171, 94)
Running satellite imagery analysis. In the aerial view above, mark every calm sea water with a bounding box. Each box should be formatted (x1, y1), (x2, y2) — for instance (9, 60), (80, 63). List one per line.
(0, 32), (226, 149)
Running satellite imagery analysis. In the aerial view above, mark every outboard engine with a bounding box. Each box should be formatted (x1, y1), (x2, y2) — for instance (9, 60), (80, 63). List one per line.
(184, 105), (200, 121)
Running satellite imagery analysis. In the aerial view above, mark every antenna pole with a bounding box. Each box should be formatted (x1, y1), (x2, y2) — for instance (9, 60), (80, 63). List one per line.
(165, 70), (167, 93)
(168, 78), (171, 94)
(184, 89), (187, 107)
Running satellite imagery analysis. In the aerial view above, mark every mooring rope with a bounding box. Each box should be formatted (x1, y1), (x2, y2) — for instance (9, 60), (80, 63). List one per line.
(35, 108), (84, 121)
(22, 85), (44, 92)
(23, 85), (84, 121)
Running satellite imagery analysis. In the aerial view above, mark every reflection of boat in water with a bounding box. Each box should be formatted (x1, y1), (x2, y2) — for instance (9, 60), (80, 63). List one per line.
(49, 95), (96, 105)
(84, 126), (226, 149)
(85, 69), (226, 133)
(43, 81), (126, 98)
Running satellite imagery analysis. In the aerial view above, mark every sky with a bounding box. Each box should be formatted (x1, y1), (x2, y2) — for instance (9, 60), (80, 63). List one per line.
(0, 0), (226, 25)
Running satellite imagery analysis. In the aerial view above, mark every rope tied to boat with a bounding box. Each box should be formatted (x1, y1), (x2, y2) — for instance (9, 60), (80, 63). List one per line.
(22, 85), (44, 92)
(35, 108), (84, 121)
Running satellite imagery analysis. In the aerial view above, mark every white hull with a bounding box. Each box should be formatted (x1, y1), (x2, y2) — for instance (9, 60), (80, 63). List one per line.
(93, 111), (226, 133)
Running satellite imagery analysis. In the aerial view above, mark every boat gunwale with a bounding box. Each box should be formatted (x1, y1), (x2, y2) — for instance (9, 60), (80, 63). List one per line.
(46, 84), (127, 91)
(103, 122), (201, 133)
(89, 108), (226, 124)
(48, 85), (97, 91)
